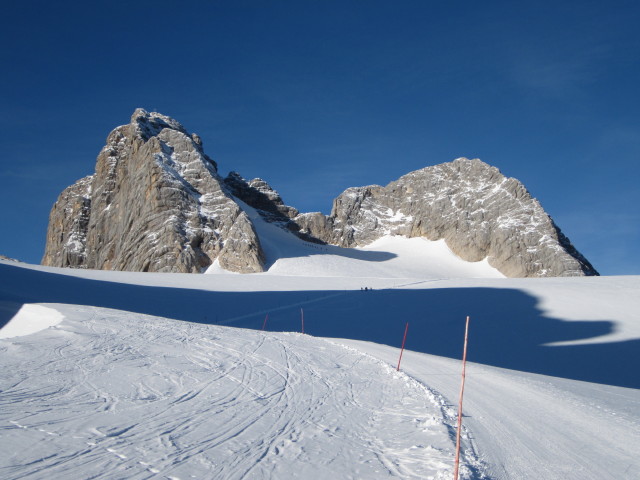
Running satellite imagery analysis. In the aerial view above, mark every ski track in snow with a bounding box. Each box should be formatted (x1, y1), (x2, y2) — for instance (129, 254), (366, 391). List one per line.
(336, 340), (640, 480)
(0, 305), (479, 480)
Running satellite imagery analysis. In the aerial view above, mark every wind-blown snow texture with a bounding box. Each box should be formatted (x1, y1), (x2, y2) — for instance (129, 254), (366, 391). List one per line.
(42, 109), (596, 278)
(1, 225), (639, 479)
(1, 304), (479, 480)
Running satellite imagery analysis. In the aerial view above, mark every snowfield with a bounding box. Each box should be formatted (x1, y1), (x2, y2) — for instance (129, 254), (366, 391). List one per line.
(1, 304), (478, 480)
(1, 233), (639, 479)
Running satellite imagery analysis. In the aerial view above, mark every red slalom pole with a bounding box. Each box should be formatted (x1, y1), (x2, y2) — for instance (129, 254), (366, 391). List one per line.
(396, 322), (409, 371)
(301, 308), (305, 334)
(262, 313), (269, 331)
(453, 316), (470, 480)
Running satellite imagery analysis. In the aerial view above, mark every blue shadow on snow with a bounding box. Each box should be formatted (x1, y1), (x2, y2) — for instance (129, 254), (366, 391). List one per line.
(0, 262), (637, 389)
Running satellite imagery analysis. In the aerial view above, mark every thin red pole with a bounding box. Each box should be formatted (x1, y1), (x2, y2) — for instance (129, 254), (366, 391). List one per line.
(262, 313), (268, 331)
(396, 322), (409, 371)
(301, 308), (305, 334)
(453, 316), (470, 480)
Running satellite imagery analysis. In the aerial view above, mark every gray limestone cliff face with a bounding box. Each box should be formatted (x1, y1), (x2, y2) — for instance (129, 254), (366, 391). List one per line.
(223, 172), (332, 244)
(42, 109), (264, 273)
(294, 158), (597, 277)
(42, 110), (597, 278)
(223, 172), (299, 222)
(42, 175), (93, 268)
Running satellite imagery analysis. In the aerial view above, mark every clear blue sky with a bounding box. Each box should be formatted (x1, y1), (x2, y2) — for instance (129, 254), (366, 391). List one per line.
(1, 1), (638, 275)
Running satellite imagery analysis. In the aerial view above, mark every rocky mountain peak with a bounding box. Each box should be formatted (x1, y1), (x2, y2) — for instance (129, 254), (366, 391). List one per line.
(42, 111), (597, 278)
(130, 108), (188, 141)
(224, 172), (299, 221)
(42, 109), (263, 273)
(295, 156), (597, 277)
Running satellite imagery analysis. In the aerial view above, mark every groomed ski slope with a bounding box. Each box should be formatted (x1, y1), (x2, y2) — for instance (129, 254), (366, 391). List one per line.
(1, 303), (481, 480)
(337, 339), (640, 480)
(1, 221), (639, 479)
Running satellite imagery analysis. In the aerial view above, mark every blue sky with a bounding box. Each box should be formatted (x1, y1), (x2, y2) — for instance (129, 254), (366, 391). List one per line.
(1, 1), (638, 274)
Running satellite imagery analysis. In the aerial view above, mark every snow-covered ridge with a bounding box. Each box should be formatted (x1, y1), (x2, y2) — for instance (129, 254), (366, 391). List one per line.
(0, 304), (63, 339)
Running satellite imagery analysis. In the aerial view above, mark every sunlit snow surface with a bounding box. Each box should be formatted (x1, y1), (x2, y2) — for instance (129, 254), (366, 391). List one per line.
(1, 305), (475, 480)
(207, 202), (504, 279)
(0, 304), (63, 339)
(1, 228), (639, 479)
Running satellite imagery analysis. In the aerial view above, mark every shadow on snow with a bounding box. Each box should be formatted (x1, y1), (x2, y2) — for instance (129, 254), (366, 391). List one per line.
(1, 262), (637, 389)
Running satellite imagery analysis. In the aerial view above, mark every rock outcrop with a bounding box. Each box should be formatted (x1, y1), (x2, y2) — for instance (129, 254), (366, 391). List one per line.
(222, 172), (326, 244)
(42, 110), (597, 277)
(223, 172), (299, 223)
(42, 109), (264, 273)
(42, 175), (93, 268)
(294, 158), (597, 277)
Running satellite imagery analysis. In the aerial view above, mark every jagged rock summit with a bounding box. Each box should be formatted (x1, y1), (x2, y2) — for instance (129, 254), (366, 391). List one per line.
(295, 158), (597, 277)
(43, 109), (264, 273)
(42, 109), (598, 277)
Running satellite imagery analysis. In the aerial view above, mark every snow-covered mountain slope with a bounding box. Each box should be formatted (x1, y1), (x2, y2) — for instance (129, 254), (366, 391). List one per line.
(2, 255), (639, 388)
(1, 304), (482, 480)
(337, 339), (640, 480)
(292, 157), (597, 277)
(1, 252), (639, 479)
(208, 199), (505, 279)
